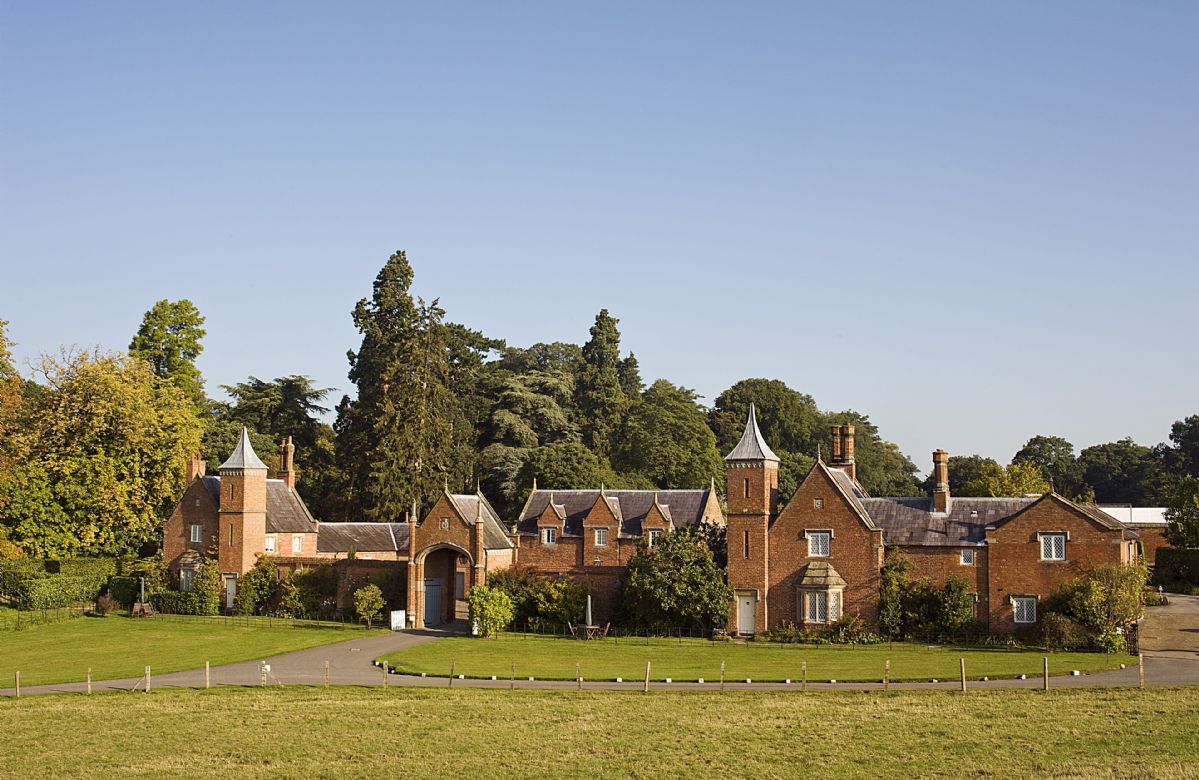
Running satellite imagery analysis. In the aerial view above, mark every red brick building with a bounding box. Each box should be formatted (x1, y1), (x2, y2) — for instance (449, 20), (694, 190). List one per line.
(163, 429), (515, 622)
(725, 409), (1141, 636)
(513, 486), (725, 620)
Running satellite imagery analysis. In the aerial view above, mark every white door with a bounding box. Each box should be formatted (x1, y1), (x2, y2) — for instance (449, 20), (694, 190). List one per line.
(424, 580), (442, 626)
(737, 593), (756, 635)
(224, 575), (237, 610)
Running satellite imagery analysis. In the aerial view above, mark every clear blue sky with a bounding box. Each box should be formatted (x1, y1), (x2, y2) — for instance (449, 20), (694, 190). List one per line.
(2, 2), (1196, 473)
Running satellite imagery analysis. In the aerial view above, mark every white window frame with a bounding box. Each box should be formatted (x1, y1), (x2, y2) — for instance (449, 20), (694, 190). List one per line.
(960, 549), (975, 566)
(189, 524), (203, 543)
(1039, 533), (1066, 561)
(802, 589), (842, 624)
(647, 529), (662, 547)
(179, 568), (196, 592)
(595, 528), (608, 547)
(264, 535), (276, 554)
(292, 534), (303, 554)
(1013, 596), (1038, 624)
(813, 498), (825, 509)
(542, 527), (557, 545)
(806, 531), (831, 558)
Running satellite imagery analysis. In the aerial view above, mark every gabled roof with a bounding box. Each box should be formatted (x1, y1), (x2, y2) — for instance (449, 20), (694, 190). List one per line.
(219, 427), (269, 471)
(517, 489), (717, 538)
(724, 404), (780, 463)
(797, 560), (847, 589)
(809, 461), (878, 531)
(445, 492), (514, 549)
(994, 492), (1129, 533)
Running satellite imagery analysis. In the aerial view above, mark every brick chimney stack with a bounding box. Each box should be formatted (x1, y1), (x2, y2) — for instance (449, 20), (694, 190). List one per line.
(829, 424), (856, 481)
(186, 453), (207, 482)
(278, 436), (298, 489)
(932, 449), (950, 513)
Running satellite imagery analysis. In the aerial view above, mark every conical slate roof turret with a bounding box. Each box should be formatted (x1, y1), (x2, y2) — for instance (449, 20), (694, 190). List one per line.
(219, 427), (269, 471)
(724, 403), (780, 463)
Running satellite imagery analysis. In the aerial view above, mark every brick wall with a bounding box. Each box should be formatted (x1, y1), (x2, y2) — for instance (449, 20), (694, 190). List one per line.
(1139, 526), (1170, 568)
(985, 496), (1129, 632)
(163, 478), (220, 571)
(767, 466), (883, 629)
(895, 545), (989, 620)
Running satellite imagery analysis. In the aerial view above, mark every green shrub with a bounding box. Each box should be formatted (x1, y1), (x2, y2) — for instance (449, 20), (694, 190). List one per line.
(46, 557), (117, 581)
(353, 583), (385, 629)
(490, 567), (586, 629)
(1038, 612), (1091, 651)
(0, 560), (46, 596)
(235, 557), (281, 616)
(193, 561), (222, 616)
(106, 576), (139, 608)
(466, 584), (514, 638)
(1155, 548), (1199, 589)
(150, 590), (210, 615)
(13, 575), (100, 609)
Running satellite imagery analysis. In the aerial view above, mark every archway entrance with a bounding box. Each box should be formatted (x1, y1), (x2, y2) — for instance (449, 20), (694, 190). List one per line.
(414, 545), (472, 628)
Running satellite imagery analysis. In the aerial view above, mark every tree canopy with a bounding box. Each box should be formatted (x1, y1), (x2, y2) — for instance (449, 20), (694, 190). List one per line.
(128, 299), (207, 406)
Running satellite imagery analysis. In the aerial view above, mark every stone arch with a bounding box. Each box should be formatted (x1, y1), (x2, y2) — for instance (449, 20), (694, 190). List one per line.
(409, 542), (475, 629)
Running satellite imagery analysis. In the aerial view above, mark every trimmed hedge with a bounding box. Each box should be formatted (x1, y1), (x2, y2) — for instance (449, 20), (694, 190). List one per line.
(12, 575), (101, 609)
(0, 560), (47, 597)
(150, 590), (219, 616)
(107, 576), (140, 608)
(1155, 548), (1199, 588)
(46, 557), (117, 580)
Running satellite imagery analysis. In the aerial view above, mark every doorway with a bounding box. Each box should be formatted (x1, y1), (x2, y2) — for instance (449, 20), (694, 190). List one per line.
(224, 574), (237, 611)
(737, 592), (756, 636)
(423, 580), (442, 626)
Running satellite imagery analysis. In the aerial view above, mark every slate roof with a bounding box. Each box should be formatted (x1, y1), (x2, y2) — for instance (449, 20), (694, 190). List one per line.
(446, 493), (514, 549)
(861, 497), (1033, 546)
(725, 404), (780, 462)
(218, 427), (269, 471)
(201, 476), (318, 534)
(316, 522), (410, 554)
(517, 489), (717, 538)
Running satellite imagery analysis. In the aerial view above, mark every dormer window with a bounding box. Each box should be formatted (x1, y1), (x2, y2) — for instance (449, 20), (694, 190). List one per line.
(647, 529), (662, 547)
(264, 535), (276, 554)
(595, 528), (608, 547)
(542, 528), (557, 545)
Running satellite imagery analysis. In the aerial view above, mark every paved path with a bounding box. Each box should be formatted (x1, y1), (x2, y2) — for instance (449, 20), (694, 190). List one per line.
(4, 595), (1196, 697)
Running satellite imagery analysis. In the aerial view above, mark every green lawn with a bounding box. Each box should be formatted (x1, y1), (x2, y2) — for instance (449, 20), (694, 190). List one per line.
(381, 634), (1131, 682)
(1, 687), (1195, 778)
(0, 614), (384, 686)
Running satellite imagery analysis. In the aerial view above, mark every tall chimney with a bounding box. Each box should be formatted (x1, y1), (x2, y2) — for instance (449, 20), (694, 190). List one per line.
(278, 436), (297, 489)
(186, 453), (207, 482)
(932, 449), (950, 513)
(830, 425), (843, 461)
(840, 424), (856, 481)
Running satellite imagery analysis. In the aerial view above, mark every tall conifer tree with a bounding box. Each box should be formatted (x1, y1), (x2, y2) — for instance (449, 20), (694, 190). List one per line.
(575, 309), (629, 459)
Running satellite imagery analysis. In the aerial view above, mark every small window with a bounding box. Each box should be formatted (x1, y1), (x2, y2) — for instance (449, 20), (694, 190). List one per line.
(292, 535), (303, 554)
(595, 528), (608, 547)
(455, 571), (465, 599)
(264, 536), (276, 553)
(179, 568), (196, 592)
(807, 531), (831, 557)
(189, 524), (203, 543)
(542, 528), (557, 544)
(647, 529), (662, 547)
(960, 549), (975, 565)
(743, 529), (750, 559)
(1040, 533), (1066, 561)
(1013, 596), (1037, 624)
(228, 524), (234, 546)
(743, 478), (750, 499)
(814, 498), (824, 509)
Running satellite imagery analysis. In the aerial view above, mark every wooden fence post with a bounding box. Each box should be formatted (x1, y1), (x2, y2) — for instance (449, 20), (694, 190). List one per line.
(720, 660), (725, 692)
(802, 660), (807, 692)
(383, 661), (388, 688)
(960, 658), (966, 692)
(14, 671), (18, 699)
(1139, 653), (1145, 689)
(449, 660), (455, 687)
(324, 660), (330, 688)
(205, 661), (210, 690)
(576, 661), (581, 691)
(643, 661), (651, 693)
(510, 661), (515, 690)
(87, 668), (92, 695)
(1043, 657), (1049, 691)
(884, 659), (890, 692)
(260, 661), (266, 688)
(146, 665), (151, 694)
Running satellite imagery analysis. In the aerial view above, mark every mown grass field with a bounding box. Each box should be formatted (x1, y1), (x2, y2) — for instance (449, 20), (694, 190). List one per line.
(381, 634), (1130, 682)
(0, 614), (384, 686)
(0, 686), (1195, 778)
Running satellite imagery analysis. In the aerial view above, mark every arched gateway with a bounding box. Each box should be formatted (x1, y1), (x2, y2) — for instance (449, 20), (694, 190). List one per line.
(405, 491), (516, 629)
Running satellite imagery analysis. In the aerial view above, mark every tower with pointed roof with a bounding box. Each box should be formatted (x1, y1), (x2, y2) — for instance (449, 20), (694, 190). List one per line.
(724, 404), (779, 634)
(217, 427), (269, 575)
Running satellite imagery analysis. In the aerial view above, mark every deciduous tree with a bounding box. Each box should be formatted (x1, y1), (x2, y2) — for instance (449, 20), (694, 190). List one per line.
(128, 299), (207, 406)
(614, 380), (722, 490)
